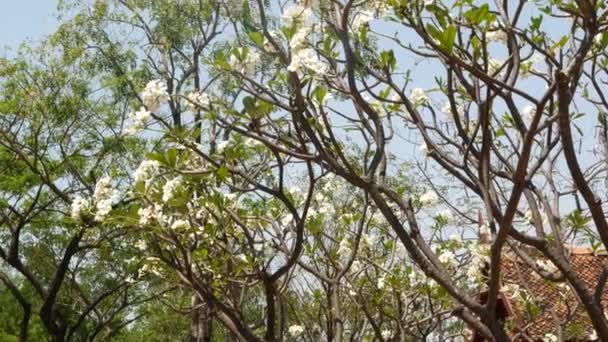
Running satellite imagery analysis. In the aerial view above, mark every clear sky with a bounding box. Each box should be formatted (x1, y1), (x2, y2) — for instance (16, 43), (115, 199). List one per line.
(0, 1), (58, 56)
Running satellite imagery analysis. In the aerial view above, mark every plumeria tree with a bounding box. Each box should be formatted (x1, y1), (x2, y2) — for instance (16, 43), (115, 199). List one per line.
(4, 0), (608, 341)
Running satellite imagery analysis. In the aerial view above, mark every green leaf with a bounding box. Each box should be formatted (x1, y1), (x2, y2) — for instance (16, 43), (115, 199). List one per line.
(216, 165), (229, 181)
(550, 35), (569, 52)
(567, 209), (591, 230)
(146, 152), (166, 164)
(242, 96), (256, 114)
(464, 4), (490, 26)
(426, 24), (456, 54)
(167, 147), (177, 167)
(249, 31), (264, 46)
(241, 0), (256, 32)
(213, 50), (230, 69)
(380, 49), (396, 71)
(313, 86), (327, 104)
(443, 25), (457, 53)
(531, 15), (543, 31)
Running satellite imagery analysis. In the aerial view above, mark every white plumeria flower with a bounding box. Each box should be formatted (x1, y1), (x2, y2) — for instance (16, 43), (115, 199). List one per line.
(410, 88), (428, 106)
(125, 107), (152, 135)
(134, 160), (161, 185)
(589, 330), (598, 340)
(486, 23), (507, 43)
(381, 329), (393, 339)
(419, 190), (439, 206)
(288, 324), (305, 337)
(216, 140), (230, 153)
(71, 195), (91, 221)
(437, 209), (453, 222)
(138, 207), (155, 225)
(352, 9), (374, 31)
(522, 105), (536, 124)
(141, 79), (168, 112)
(282, 4), (311, 27)
(488, 59), (503, 74)
(185, 91), (210, 111)
(542, 334), (558, 342)
(134, 240), (147, 251)
(229, 48), (259, 77)
(438, 250), (456, 266)
(92, 176), (118, 222)
(93, 176), (113, 202)
(171, 219), (190, 230)
(162, 176), (183, 203)
(337, 239), (352, 258)
(377, 275), (387, 289)
(95, 198), (113, 222)
(288, 48), (329, 76)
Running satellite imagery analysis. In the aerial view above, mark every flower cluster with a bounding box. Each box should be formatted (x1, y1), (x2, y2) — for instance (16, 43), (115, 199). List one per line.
(438, 249), (456, 267)
(138, 206), (156, 225)
(71, 176), (119, 223)
(134, 160), (161, 186)
(381, 329), (393, 339)
(141, 80), (168, 112)
(125, 107), (152, 135)
(185, 91), (210, 111)
(542, 334), (557, 342)
(288, 48), (328, 75)
(282, 3), (328, 77)
(288, 324), (304, 337)
(419, 190), (439, 206)
(488, 59), (503, 74)
(486, 24), (507, 43)
(93, 176), (119, 222)
(282, 4), (311, 28)
(162, 176), (183, 202)
(465, 243), (490, 284)
(71, 195), (91, 220)
(351, 9), (374, 31)
(337, 239), (352, 258)
(229, 48), (259, 77)
(170, 219), (190, 230)
(377, 274), (387, 289)
(410, 88), (428, 106)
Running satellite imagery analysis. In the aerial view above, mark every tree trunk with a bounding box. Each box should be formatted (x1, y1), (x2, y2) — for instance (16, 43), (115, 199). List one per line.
(190, 295), (212, 342)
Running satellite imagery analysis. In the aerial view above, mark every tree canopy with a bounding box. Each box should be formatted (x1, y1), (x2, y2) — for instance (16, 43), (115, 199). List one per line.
(2, 0), (608, 341)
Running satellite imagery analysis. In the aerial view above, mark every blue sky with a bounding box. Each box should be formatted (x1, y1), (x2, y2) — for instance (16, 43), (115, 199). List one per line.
(0, 1), (58, 55)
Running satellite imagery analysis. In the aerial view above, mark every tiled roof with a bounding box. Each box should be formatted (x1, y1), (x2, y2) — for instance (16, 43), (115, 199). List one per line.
(500, 250), (608, 340)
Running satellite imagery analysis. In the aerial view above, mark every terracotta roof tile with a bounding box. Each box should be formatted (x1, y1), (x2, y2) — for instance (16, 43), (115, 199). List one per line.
(500, 251), (608, 340)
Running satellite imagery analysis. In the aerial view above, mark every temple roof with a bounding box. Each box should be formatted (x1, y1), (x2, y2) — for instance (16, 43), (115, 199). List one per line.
(498, 248), (607, 340)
